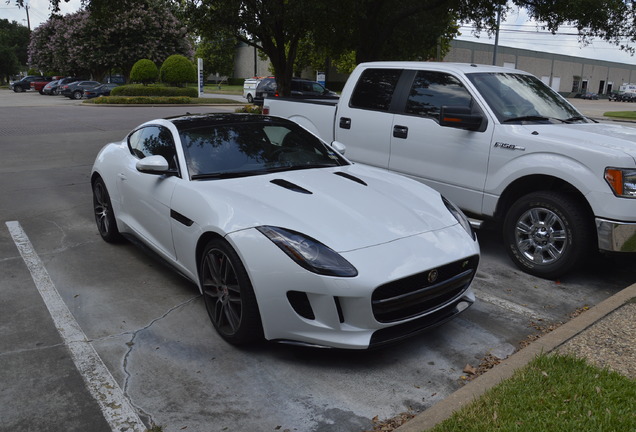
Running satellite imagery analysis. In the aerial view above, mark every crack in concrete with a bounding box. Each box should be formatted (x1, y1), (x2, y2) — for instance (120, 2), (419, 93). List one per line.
(118, 294), (201, 426)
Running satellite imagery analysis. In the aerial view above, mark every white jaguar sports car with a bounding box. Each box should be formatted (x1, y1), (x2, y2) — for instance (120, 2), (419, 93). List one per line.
(91, 113), (480, 349)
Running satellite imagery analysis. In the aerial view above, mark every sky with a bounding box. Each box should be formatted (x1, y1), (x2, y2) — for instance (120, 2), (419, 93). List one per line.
(3, 0), (636, 66)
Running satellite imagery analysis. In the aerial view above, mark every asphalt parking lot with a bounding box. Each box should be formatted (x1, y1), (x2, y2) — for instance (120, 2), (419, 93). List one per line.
(1, 91), (634, 432)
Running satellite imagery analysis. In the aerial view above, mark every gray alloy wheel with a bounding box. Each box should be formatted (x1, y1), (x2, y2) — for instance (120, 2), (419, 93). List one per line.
(503, 191), (592, 279)
(73, 90), (83, 100)
(92, 177), (122, 243)
(200, 238), (262, 345)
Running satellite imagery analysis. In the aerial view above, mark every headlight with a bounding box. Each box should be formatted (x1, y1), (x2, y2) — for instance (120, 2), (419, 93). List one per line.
(256, 226), (358, 277)
(605, 168), (636, 198)
(442, 196), (475, 239)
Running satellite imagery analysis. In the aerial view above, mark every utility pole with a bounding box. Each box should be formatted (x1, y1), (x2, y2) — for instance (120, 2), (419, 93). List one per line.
(24, 3), (31, 31)
(492, 4), (501, 65)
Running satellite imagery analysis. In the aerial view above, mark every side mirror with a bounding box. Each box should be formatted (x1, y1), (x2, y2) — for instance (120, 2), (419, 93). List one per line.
(331, 141), (346, 155)
(136, 155), (170, 174)
(440, 106), (483, 131)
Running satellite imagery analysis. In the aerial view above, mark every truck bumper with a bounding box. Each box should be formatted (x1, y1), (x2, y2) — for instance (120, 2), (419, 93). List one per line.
(596, 218), (636, 252)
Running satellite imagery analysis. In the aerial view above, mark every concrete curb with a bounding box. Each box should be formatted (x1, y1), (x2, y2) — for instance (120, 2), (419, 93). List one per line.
(395, 282), (636, 432)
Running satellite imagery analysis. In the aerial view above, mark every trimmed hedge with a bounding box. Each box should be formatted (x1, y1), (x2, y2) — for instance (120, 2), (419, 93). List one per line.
(90, 96), (193, 104)
(130, 59), (159, 85)
(160, 55), (197, 86)
(111, 84), (198, 97)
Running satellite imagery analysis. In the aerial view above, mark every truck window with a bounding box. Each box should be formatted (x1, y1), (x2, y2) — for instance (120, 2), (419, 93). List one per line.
(405, 71), (472, 119)
(350, 69), (402, 111)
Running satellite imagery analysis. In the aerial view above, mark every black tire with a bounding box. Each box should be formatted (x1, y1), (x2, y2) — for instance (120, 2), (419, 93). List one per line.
(246, 94), (254, 103)
(503, 191), (593, 279)
(73, 90), (83, 100)
(199, 238), (263, 345)
(92, 177), (122, 243)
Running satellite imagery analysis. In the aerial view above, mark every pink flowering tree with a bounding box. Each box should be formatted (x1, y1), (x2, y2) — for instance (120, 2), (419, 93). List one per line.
(28, 1), (192, 81)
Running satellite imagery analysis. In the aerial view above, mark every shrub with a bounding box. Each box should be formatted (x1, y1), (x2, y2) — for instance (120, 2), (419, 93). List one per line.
(130, 59), (159, 85)
(90, 96), (193, 104)
(111, 84), (197, 98)
(235, 104), (262, 114)
(160, 55), (196, 87)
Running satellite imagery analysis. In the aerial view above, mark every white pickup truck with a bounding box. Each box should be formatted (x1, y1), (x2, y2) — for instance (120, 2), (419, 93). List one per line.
(265, 61), (636, 279)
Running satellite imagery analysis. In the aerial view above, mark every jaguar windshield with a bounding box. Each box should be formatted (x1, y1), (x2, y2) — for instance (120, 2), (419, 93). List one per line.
(467, 72), (589, 124)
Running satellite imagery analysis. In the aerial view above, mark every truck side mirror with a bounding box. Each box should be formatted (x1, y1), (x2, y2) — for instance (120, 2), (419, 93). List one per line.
(440, 106), (483, 131)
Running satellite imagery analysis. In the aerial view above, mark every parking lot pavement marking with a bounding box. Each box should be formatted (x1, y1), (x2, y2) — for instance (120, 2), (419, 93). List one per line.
(6, 221), (147, 432)
(475, 289), (551, 321)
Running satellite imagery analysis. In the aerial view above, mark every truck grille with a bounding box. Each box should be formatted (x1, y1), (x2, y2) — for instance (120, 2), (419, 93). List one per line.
(371, 255), (479, 323)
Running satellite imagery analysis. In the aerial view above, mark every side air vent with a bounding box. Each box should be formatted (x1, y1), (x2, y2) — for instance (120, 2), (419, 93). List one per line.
(270, 179), (312, 194)
(333, 171), (367, 186)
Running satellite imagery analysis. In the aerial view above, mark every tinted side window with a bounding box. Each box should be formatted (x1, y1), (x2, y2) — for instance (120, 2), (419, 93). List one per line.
(128, 126), (178, 169)
(350, 68), (402, 111)
(405, 71), (472, 119)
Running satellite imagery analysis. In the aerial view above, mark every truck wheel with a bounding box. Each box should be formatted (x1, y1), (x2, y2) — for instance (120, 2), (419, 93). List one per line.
(246, 94), (253, 103)
(503, 191), (592, 279)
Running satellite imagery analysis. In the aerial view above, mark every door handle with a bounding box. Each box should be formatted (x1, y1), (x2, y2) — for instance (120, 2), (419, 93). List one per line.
(393, 125), (408, 139)
(339, 117), (352, 129)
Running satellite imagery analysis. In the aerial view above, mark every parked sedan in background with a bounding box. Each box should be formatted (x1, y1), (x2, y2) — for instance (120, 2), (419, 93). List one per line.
(91, 113), (480, 349)
(253, 77), (339, 105)
(45, 77), (81, 95)
(60, 80), (101, 99)
(83, 83), (119, 99)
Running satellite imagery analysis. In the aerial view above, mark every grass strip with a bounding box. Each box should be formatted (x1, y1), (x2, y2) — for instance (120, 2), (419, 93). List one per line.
(603, 111), (636, 119)
(429, 353), (636, 432)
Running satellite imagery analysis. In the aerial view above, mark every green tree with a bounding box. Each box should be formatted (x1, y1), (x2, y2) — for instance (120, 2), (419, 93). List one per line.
(194, 31), (236, 81)
(0, 19), (30, 81)
(160, 54), (196, 86)
(130, 59), (159, 84)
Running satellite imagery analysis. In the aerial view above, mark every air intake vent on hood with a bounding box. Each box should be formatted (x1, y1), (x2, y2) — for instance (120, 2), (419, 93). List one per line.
(334, 171), (367, 186)
(270, 179), (313, 194)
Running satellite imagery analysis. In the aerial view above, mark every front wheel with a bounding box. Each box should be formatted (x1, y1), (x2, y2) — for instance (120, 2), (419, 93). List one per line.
(246, 94), (254, 103)
(72, 90), (83, 100)
(503, 191), (593, 279)
(199, 238), (263, 345)
(92, 177), (122, 243)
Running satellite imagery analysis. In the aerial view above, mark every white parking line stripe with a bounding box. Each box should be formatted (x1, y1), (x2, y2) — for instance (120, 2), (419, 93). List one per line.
(475, 289), (550, 320)
(6, 221), (146, 432)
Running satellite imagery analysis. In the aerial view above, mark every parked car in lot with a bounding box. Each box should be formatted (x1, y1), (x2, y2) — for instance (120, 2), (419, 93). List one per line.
(253, 77), (339, 105)
(45, 77), (81, 95)
(41, 80), (60, 95)
(91, 113), (480, 349)
(10, 75), (51, 92)
(31, 76), (62, 94)
(267, 61), (636, 279)
(83, 83), (119, 99)
(60, 80), (101, 99)
(579, 92), (599, 100)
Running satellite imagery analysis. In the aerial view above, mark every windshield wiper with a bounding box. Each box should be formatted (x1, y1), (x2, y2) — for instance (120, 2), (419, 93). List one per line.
(563, 116), (594, 123)
(503, 115), (556, 124)
(191, 163), (341, 180)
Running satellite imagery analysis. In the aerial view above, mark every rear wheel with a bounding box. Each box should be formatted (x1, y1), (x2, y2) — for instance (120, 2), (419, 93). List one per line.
(199, 238), (263, 345)
(92, 177), (122, 243)
(72, 90), (83, 100)
(503, 191), (592, 279)
(246, 94), (254, 103)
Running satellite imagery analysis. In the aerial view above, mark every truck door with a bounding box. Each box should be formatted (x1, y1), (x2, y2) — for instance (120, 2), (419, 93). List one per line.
(388, 70), (494, 215)
(334, 68), (403, 169)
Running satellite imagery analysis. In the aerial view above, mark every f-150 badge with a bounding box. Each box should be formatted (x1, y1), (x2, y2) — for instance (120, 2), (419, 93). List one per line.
(494, 142), (526, 151)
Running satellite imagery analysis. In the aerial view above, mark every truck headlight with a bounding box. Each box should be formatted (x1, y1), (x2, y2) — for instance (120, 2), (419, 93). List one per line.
(605, 168), (636, 198)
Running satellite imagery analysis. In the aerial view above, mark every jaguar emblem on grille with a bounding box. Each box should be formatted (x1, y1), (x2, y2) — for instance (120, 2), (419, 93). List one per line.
(428, 269), (439, 283)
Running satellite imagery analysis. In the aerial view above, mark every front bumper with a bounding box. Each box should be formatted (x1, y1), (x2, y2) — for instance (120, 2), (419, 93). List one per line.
(596, 218), (636, 252)
(228, 224), (480, 349)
